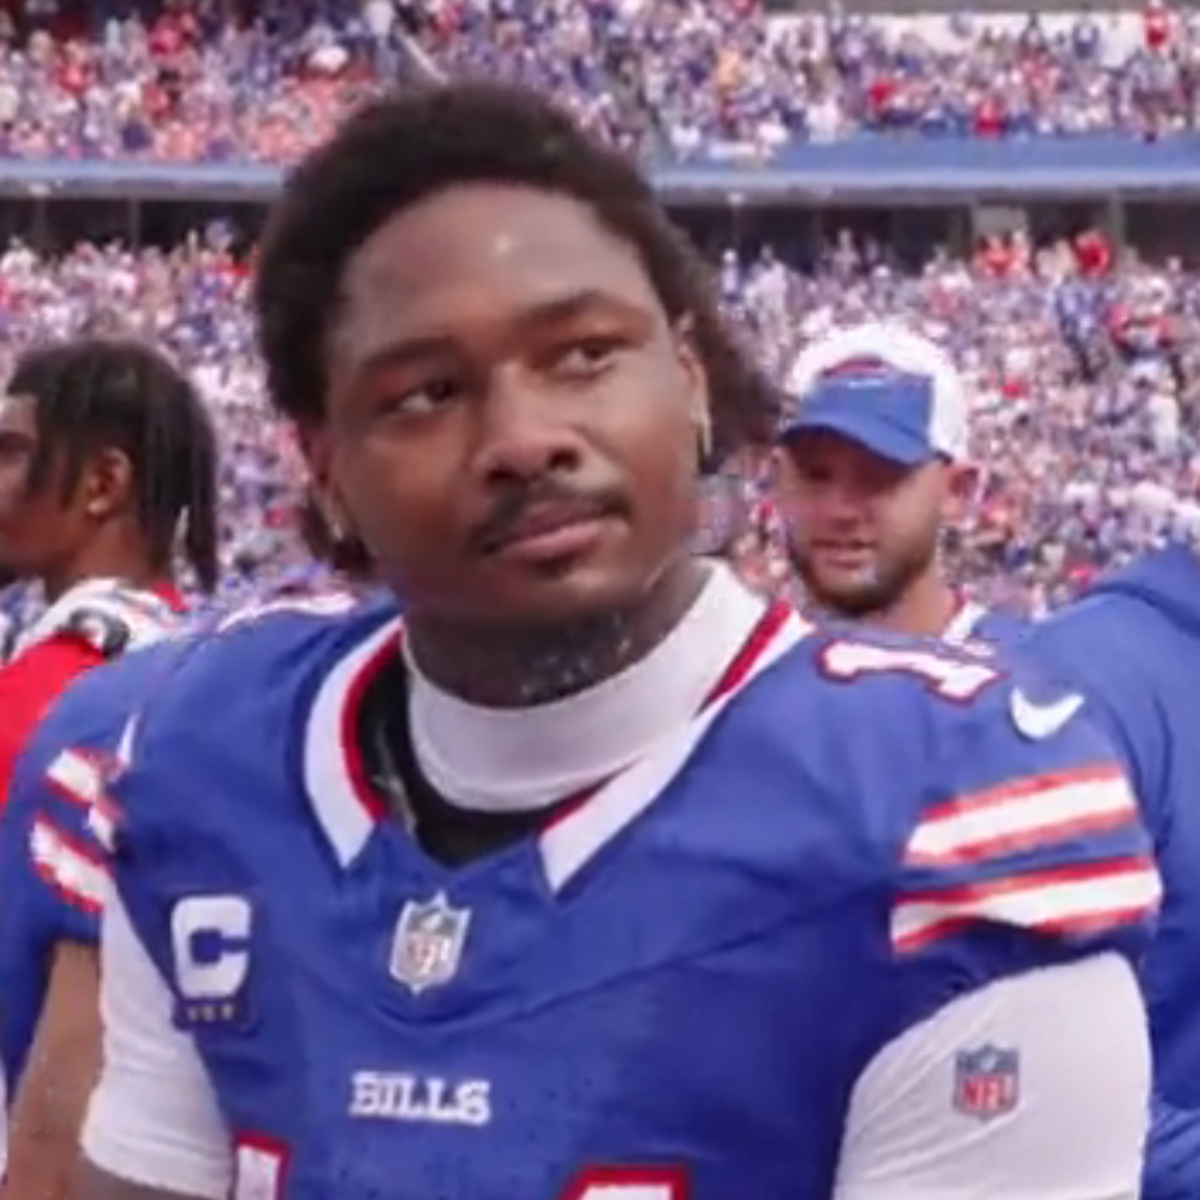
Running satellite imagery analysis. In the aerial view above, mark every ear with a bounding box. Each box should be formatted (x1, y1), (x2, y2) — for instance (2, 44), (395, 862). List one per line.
(673, 314), (711, 435)
(673, 314), (715, 470)
(80, 447), (133, 521)
(941, 461), (979, 522)
(297, 421), (353, 543)
(768, 444), (790, 487)
(297, 421), (332, 495)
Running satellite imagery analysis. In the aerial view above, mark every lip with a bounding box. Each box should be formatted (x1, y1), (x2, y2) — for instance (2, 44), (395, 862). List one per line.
(487, 508), (612, 565)
(813, 543), (874, 567)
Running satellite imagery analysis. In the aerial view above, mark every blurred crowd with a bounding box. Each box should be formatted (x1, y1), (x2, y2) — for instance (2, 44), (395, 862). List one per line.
(0, 0), (1196, 617)
(724, 229), (1200, 613)
(0, 233), (310, 604)
(1, 221), (1197, 616)
(1, 0), (1199, 164)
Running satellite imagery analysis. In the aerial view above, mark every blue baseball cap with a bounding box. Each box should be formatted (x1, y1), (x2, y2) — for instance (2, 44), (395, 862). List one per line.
(778, 324), (969, 466)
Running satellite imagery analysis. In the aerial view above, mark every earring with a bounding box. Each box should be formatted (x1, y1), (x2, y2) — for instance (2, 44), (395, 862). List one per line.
(320, 496), (350, 546)
(695, 410), (714, 468)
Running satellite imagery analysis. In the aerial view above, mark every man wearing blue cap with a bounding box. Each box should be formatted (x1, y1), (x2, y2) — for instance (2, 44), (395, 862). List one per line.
(778, 326), (1200, 1199)
(775, 322), (1023, 647)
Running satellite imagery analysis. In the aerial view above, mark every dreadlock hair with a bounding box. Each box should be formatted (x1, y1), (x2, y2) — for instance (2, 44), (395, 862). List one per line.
(8, 337), (221, 594)
(254, 80), (779, 468)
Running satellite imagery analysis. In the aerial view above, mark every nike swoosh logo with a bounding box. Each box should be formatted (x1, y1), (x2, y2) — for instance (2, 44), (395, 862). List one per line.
(1009, 689), (1085, 740)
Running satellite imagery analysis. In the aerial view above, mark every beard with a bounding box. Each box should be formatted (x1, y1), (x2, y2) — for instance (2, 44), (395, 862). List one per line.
(787, 530), (937, 620)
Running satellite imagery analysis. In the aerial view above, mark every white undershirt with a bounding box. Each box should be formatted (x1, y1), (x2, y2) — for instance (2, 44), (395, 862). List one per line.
(80, 569), (1151, 1199)
(406, 562), (765, 813)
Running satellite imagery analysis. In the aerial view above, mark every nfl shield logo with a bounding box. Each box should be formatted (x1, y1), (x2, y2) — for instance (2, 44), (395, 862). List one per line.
(389, 892), (471, 995)
(953, 1045), (1020, 1120)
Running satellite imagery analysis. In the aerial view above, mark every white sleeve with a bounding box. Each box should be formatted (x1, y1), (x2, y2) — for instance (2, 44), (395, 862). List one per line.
(81, 890), (233, 1200)
(834, 952), (1150, 1200)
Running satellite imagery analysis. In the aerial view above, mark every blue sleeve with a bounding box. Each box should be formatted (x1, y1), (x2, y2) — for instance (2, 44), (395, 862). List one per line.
(0, 731), (109, 1087)
(1144, 1092), (1200, 1200)
(0, 734), (108, 945)
(885, 659), (1158, 1032)
(812, 631), (1158, 1047)
(1021, 610), (1170, 842)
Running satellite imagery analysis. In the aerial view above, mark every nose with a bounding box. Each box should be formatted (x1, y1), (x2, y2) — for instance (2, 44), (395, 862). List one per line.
(468, 376), (583, 486)
(815, 479), (868, 526)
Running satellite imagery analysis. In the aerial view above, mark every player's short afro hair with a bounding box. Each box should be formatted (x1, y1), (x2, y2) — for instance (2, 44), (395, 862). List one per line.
(253, 81), (777, 467)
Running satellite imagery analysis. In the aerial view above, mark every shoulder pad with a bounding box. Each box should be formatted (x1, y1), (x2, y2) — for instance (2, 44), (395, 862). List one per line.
(136, 595), (397, 732)
(16, 579), (182, 659)
(60, 604), (136, 658)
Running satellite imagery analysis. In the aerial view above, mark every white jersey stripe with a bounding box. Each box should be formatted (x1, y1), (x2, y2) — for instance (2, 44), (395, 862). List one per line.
(905, 769), (1137, 866)
(891, 858), (1161, 953)
(45, 747), (108, 808)
(29, 816), (109, 912)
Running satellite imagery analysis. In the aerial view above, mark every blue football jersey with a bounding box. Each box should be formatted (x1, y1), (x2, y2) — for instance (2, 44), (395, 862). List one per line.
(0, 639), (185, 1095)
(104, 599), (1156, 1200)
(1024, 544), (1200, 1198)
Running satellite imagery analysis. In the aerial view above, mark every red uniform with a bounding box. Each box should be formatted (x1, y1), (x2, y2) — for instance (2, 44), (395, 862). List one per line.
(0, 580), (183, 807)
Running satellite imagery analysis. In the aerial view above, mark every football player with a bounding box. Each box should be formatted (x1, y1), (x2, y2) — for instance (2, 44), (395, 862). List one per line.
(76, 83), (1156, 1200)
(0, 337), (219, 789)
(1023, 545), (1200, 1200)
(0, 642), (187, 1200)
(0, 337), (218, 1198)
(775, 323), (1025, 648)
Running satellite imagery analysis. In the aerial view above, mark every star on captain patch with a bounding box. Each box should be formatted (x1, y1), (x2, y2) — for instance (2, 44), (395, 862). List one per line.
(389, 892), (472, 995)
(953, 1045), (1020, 1120)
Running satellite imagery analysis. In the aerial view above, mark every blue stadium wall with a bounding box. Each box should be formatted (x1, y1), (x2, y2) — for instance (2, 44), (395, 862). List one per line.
(3, 134), (1200, 205)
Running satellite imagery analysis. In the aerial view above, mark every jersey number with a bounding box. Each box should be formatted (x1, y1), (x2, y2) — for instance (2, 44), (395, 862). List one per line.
(820, 639), (1000, 701)
(559, 1166), (688, 1199)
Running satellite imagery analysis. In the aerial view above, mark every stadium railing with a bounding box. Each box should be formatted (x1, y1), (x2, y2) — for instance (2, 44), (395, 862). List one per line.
(3, 134), (1200, 206)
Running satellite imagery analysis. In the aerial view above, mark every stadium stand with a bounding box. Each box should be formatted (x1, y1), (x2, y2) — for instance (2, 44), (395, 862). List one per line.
(0, 0), (1198, 623)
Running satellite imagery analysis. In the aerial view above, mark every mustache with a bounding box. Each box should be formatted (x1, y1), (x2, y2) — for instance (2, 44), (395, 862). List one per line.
(467, 481), (628, 556)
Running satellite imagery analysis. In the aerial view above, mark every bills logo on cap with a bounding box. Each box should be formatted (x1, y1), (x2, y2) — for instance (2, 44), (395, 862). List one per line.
(779, 323), (970, 464)
(818, 355), (892, 377)
(953, 1045), (1020, 1120)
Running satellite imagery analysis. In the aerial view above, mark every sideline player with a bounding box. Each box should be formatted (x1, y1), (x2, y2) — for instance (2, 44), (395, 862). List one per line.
(775, 323), (1024, 648)
(0, 491), (368, 1200)
(0, 337), (220, 791)
(77, 84), (1156, 1200)
(0, 486), (371, 1200)
(0, 643), (185, 1200)
(0, 337), (218, 1199)
(1024, 545), (1200, 1199)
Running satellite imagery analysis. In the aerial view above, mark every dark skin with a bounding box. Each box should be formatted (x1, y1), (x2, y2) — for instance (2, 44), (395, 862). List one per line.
(0, 395), (161, 601)
(75, 181), (716, 1200)
(311, 183), (712, 706)
(2, 944), (102, 1200)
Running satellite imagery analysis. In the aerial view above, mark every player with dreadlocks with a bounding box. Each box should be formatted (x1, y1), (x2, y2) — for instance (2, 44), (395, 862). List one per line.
(0, 335), (218, 767)
(0, 335), (218, 1199)
(76, 83), (1151, 1200)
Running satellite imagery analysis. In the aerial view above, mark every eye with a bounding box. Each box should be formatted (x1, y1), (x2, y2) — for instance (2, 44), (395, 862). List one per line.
(378, 375), (462, 419)
(551, 336), (624, 377)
